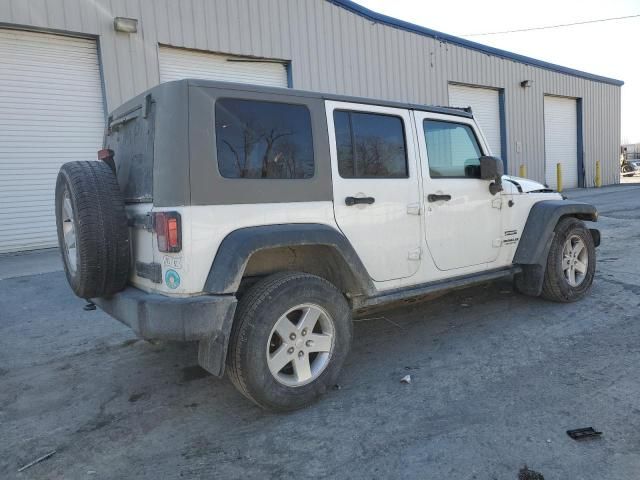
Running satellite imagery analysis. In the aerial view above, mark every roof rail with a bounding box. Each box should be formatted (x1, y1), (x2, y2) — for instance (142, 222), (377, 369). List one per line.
(433, 105), (473, 114)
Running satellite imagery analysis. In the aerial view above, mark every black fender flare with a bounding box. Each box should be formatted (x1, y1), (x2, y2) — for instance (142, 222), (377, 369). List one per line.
(203, 223), (375, 296)
(513, 200), (599, 296)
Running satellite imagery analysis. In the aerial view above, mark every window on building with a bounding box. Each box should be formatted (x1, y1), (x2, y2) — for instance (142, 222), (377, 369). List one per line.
(215, 98), (314, 179)
(423, 120), (482, 178)
(334, 110), (408, 178)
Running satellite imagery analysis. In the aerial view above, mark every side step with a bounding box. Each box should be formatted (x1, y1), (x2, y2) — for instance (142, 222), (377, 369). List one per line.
(356, 266), (521, 309)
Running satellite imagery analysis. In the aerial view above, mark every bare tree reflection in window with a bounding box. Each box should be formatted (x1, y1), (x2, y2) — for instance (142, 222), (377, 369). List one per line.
(261, 128), (293, 178)
(215, 99), (314, 180)
(334, 110), (407, 179)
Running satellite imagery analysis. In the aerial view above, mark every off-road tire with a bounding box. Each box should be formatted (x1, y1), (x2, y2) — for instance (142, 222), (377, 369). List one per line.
(226, 272), (352, 411)
(541, 217), (596, 303)
(55, 161), (130, 298)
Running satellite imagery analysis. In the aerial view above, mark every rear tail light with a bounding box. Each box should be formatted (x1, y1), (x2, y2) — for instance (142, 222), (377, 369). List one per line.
(98, 148), (115, 172)
(97, 148), (114, 160)
(154, 212), (181, 253)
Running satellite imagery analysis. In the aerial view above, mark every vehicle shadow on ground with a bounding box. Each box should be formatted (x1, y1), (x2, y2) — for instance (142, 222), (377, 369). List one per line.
(112, 278), (525, 415)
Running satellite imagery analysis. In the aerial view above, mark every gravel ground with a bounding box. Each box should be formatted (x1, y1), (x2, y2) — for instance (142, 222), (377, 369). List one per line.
(1, 185), (639, 479)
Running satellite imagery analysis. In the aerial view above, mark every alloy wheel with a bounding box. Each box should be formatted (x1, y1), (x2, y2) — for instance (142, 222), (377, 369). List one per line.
(562, 234), (588, 287)
(62, 190), (78, 273)
(266, 304), (335, 387)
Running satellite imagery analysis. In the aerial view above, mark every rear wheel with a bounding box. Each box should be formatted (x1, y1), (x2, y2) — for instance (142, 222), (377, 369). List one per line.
(226, 272), (352, 411)
(541, 217), (596, 302)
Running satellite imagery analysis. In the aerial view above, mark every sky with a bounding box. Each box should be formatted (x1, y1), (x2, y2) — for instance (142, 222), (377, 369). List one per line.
(355, 0), (640, 144)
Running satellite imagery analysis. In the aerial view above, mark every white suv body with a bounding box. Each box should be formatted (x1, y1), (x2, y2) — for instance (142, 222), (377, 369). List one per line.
(129, 99), (559, 297)
(55, 80), (599, 410)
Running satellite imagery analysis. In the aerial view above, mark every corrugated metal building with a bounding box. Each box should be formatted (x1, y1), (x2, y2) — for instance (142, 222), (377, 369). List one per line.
(0, 0), (623, 253)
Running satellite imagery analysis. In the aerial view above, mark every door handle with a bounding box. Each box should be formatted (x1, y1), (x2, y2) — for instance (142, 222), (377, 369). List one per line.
(345, 196), (375, 206)
(427, 194), (452, 203)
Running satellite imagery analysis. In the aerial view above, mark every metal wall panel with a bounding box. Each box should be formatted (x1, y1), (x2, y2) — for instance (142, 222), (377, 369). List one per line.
(0, 0), (622, 187)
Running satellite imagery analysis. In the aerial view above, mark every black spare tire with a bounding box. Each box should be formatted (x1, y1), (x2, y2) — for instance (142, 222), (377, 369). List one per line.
(55, 161), (130, 298)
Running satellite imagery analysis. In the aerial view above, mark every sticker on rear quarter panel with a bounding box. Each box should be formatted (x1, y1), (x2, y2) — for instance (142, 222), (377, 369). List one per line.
(165, 269), (181, 289)
(163, 255), (183, 269)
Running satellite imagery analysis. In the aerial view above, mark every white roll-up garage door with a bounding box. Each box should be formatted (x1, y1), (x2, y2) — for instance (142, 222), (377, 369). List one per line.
(0, 29), (105, 253)
(544, 96), (578, 189)
(449, 84), (502, 159)
(158, 46), (288, 87)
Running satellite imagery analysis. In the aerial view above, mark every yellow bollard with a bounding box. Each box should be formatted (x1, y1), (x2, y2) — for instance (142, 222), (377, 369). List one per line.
(519, 164), (527, 178)
(556, 163), (563, 192)
(595, 160), (601, 188)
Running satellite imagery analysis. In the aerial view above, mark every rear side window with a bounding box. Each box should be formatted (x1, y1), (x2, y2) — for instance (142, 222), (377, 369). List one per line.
(215, 98), (314, 179)
(423, 120), (482, 178)
(334, 110), (408, 178)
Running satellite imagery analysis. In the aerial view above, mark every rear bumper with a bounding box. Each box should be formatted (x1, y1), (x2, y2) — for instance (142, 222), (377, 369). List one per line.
(92, 287), (237, 342)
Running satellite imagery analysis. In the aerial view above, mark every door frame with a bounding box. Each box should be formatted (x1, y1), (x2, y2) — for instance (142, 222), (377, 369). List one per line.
(324, 99), (423, 282)
(414, 110), (503, 272)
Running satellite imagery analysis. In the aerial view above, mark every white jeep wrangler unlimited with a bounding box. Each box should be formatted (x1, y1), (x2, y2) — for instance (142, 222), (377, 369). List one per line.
(55, 79), (599, 411)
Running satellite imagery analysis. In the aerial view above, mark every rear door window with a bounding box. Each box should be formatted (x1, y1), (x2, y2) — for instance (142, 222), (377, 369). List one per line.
(215, 98), (314, 179)
(333, 110), (408, 178)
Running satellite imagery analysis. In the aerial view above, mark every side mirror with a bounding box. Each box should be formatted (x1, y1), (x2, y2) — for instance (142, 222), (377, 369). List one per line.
(480, 156), (504, 195)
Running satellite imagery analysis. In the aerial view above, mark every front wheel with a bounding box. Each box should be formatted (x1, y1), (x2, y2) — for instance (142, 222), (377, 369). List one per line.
(226, 272), (352, 411)
(541, 217), (596, 302)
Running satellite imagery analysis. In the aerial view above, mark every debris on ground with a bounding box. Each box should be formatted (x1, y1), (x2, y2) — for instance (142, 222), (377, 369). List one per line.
(518, 465), (545, 480)
(333, 384), (342, 390)
(460, 303), (471, 308)
(400, 375), (411, 384)
(18, 450), (57, 472)
(566, 427), (602, 440)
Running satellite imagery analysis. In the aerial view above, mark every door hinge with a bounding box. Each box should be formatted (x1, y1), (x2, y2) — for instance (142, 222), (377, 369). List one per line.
(408, 247), (422, 260)
(128, 213), (154, 231)
(407, 203), (421, 215)
(491, 198), (503, 209)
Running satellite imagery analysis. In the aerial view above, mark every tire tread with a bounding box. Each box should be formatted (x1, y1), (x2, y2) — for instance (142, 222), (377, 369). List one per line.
(55, 161), (129, 298)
